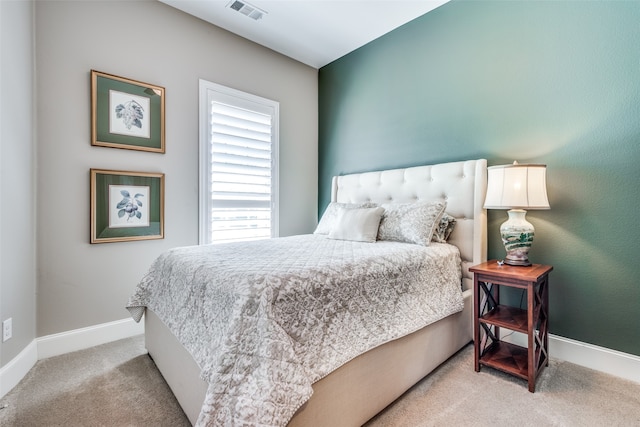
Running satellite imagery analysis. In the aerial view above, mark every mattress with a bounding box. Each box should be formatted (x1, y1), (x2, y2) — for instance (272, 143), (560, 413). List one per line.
(127, 233), (463, 426)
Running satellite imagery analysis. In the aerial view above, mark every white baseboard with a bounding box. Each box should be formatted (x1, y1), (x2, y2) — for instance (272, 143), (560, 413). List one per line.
(3, 319), (638, 402)
(37, 317), (144, 360)
(550, 334), (640, 383)
(0, 340), (37, 399)
(502, 332), (640, 384)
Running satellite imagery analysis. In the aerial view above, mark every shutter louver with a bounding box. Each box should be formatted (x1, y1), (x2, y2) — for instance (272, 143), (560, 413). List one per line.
(209, 101), (273, 243)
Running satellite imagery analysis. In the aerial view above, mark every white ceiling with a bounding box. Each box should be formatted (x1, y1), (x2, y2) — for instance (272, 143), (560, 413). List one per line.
(159, 0), (449, 69)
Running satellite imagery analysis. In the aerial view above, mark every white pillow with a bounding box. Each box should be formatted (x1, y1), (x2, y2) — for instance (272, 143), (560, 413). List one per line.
(314, 202), (376, 235)
(377, 200), (446, 246)
(328, 206), (385, 243)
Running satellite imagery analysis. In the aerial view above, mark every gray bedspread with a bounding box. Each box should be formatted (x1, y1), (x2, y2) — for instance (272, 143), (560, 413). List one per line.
(126, 234), (463, 426)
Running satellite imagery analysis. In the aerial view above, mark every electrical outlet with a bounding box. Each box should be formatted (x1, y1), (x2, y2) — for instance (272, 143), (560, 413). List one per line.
(3, 318), (12, 342)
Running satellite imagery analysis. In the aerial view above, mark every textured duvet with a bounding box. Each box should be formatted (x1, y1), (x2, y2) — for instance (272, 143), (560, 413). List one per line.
(126, 234), (463, 426)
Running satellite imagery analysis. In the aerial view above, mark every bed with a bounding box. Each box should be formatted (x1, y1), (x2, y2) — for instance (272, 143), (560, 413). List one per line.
(127, 158), (487, 426)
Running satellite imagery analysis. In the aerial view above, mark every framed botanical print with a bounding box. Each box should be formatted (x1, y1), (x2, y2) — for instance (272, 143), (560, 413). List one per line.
(91, 70), (165, 153)
(90, 169), (164, 243)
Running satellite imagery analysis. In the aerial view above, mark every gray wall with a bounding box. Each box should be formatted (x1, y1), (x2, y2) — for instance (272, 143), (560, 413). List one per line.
(34, 0), (317, 337)
(0, 0), (37, 367)
(319, 0), (640, 356)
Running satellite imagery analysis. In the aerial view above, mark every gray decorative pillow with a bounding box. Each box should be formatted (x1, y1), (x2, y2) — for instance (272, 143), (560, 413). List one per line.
(328, 206), (385, 243)
(377, 200), (447, 246)
(314, 202), (376, 235)
(432, 213), (457, 243)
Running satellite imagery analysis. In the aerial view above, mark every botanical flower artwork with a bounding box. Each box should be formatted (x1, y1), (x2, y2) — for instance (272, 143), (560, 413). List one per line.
(108, 185), (150, 228)
(108, 90), (151, 139)
(115, 100), (143, 130)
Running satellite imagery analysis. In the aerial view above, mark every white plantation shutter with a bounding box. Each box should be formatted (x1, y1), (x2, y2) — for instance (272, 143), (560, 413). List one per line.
(199, 81), (279, 244)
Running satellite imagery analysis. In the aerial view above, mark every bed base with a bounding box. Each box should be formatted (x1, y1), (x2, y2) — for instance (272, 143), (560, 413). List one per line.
(146, 288), (472, 426)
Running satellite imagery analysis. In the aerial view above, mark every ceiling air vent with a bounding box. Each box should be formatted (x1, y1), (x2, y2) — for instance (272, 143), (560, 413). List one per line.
(227, 0), (267, 21)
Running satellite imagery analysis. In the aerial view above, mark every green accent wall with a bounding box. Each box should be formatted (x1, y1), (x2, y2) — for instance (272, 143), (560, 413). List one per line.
(318, 1), (640, 356)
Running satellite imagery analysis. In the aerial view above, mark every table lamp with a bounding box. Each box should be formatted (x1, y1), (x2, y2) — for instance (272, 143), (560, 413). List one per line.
(484, 161), (550, 266)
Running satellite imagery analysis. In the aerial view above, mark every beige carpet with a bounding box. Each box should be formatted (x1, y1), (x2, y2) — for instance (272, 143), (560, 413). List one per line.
(0, 336), (190, 427)
(1, 335), (639, 426)
(366, 345), (640, 426)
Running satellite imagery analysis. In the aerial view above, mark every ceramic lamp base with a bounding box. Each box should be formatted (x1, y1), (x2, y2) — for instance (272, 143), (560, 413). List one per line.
(500, 209), (534, 267)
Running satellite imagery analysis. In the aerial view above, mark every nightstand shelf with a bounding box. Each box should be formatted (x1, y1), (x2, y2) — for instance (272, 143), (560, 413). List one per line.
(470, 260), (553, 392)
(481, 305), (528, 332)
(480, 341), (529, 380)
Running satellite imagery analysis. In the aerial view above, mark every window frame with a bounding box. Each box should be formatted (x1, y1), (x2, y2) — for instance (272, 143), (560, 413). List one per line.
(198, 80), (279, 244)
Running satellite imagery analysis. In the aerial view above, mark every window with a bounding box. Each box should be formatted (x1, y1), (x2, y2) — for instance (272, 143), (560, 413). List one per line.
(199, 80), (279, 244)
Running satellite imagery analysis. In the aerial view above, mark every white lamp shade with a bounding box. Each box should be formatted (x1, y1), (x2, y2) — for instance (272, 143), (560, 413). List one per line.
(484, 163), (550, 210)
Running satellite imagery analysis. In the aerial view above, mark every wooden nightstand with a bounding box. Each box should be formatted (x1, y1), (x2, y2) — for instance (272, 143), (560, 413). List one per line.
(470, 260), (553, 392)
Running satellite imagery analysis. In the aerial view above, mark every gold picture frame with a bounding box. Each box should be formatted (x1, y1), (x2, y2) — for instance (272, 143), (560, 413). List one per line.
(91, 70), (165, 153)
(90, 169), (164, 243)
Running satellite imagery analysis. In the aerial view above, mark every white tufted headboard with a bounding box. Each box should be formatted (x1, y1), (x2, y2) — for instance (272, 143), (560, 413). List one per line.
(331, 159), (487, 291)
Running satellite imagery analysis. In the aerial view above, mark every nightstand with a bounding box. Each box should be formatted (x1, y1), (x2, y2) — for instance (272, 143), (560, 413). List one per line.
(470, 260), (553, 392)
